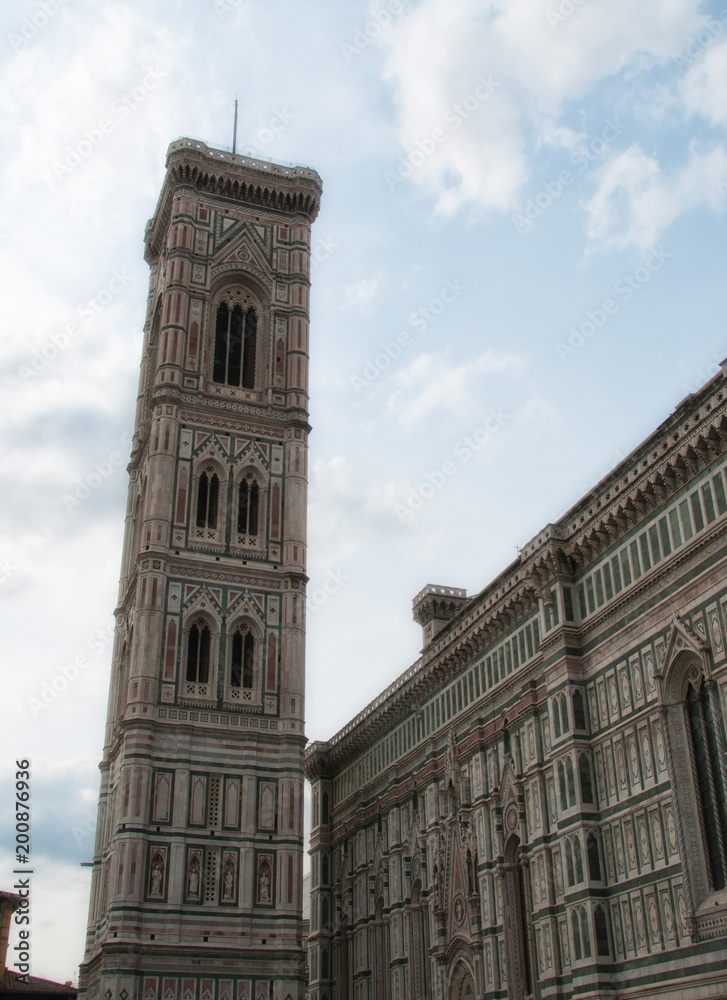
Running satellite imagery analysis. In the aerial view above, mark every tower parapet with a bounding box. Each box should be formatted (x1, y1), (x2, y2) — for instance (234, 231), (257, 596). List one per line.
(413, 583), (469, 646)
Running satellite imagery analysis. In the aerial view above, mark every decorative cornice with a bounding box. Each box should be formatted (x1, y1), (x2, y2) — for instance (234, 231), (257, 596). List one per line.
(145, 138), (323, 264)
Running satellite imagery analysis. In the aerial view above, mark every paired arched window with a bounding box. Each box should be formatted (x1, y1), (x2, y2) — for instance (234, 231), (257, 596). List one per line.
(196, 469), (219, 529)
(213, 301), (257, 388)
(565, 835), (583, 886)
(186, 621), (210, 684)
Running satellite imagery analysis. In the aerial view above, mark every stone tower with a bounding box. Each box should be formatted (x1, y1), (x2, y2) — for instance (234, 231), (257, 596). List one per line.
(79, 138), (322, 1000)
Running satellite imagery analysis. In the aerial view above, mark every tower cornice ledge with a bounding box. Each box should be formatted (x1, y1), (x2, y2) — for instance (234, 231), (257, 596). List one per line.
(145, 137), (323, 264)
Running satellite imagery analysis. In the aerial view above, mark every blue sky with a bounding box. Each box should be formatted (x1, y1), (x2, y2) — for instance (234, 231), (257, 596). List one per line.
(1, 0), (726, 983)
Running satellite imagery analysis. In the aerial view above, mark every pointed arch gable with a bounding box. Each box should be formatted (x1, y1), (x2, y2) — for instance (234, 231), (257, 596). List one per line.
(447, 948), (477, 1000)
(659, 612), (710, 702)
(498, 757), (520, 812)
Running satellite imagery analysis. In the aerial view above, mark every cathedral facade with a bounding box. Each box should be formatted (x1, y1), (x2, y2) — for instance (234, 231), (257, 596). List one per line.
(78, 139), (322, 1000)
(306, 367), (727, 999)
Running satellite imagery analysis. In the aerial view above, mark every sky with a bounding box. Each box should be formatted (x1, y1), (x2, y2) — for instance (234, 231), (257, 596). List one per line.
(0, 0), (726, 984)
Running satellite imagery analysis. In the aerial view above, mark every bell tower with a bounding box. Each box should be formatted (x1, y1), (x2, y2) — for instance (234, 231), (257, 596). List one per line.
(78, 139), (322, 1000)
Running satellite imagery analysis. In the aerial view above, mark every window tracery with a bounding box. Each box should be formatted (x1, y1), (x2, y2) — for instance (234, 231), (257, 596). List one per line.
(212, 299), (257, 389)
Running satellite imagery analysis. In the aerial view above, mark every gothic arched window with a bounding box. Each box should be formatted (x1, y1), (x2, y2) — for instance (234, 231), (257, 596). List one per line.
(587, 833), (601, 881)
(213, 301), (257, 388)
(573, 689), (587, 730)
(196, 469), (219, 529)
(566, 840), (575, 886)
(238, 478), (259, 535)
(566, 757), (576, 806)
(580, 907), (591, 958)
(595, 905), (610, 957)
(580, 753), (594, 804)
(686, 679), (727, 890)
(230, 628), (255, 690)
(559, 761), (568, 811)
(186, 622), (210, 683)
(571, 910), (582, 961)
(574, 836), (584, 883)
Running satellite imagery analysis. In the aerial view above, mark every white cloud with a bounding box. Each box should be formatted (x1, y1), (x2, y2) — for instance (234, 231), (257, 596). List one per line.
(342, 270), (386, 312)
(681, 36), (727, 125)
(383, 349), (525, 428)
(584, 141), (727, 250)
(377, 0), (706, 217)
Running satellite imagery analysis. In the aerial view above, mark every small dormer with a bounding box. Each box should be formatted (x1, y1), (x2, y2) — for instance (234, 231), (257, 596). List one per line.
(412, 584), (468, 648)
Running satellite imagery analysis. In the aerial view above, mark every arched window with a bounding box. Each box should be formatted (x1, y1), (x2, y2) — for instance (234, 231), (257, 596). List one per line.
(595, 905), (610, 957)
(566, 757), (576, 806)
(580, 907), (591, 958)
(196, 469), (219, 529)
(553, 700), (561, 738)
(580, 753), (594, 804)
(231, 628), (255, 689)
(574, 836), (583, 883)
(322, 790), (330, 825)
(321, 896), (329, 930)
(560, 694), (569, 734)
(186, 622), (210, 683)
(238, 478), (259, 535)
(213, 301), (257, 388)
(587, 833), (601, 881)
(573, 689), (586, 730)
(322, 854), (329, 885)
(566, 839), (575, 886)
(686, 679), (727, 890)
(559, 761), (568, 811)
(662, 644), (727, 915)
(571, 910), (582, 961)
